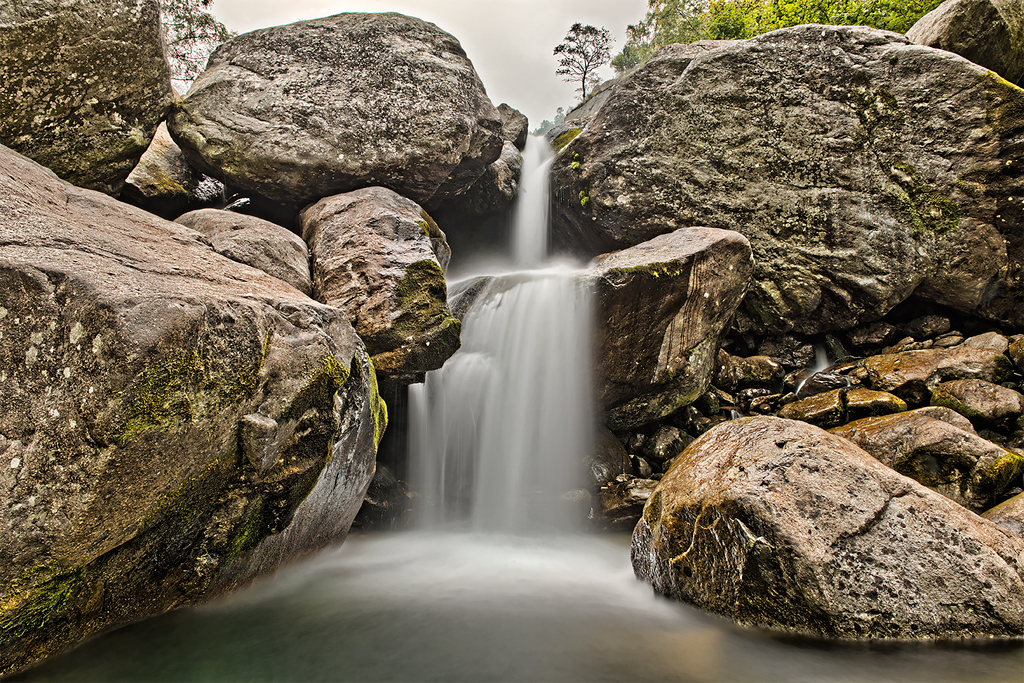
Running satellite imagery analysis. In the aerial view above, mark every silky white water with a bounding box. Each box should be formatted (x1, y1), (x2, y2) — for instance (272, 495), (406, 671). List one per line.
(16, 140), (1022, 682)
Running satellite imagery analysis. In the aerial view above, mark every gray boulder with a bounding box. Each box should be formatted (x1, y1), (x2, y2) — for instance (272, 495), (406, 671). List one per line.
(442, 141), (523, 217)
(549, 25), (1023, 334)
(174, 209), (312, 295)
(830, 408), (1023, 511)
(907, 0), (1024, 85)
(586, 428), (633, 490)
(497, 103), (529, 151)
(931, 378), (1024, 429)
(122, 122), (225, 219)
(633, 417), (1024, 638)
(0, 0), (172, 195)
(0, 144), (384, 676)
(168, 13), (503, 210)
(582, 227), (753, 429)
(299, 187), (461, 381)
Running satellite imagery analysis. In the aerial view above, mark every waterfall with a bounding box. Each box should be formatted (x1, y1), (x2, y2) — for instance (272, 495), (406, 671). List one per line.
(410, 137), (592, 533)
(512, 136), (554, 268)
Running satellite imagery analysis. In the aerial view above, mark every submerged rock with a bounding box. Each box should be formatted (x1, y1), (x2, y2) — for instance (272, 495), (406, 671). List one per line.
(0, 144), (384, 675)
(906, 0), (1024, 85)
(550, 25), (1023, 334)
(0, 0), (172, 194)
(830, 408), (1023, 511)
(168, 12), (503, 209)
(633, 417), (1024, 639)
(300, 187), (461, 381)
(583, 227), (753, 429)
(175, 209), (312, 295)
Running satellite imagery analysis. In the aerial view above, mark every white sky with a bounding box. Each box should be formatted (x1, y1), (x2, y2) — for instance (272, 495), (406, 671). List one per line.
(210, 0), (649, 127)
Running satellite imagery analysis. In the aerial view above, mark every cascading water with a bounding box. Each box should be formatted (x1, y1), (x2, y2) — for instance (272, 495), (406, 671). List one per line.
(20, 138), (1022, 683)
(411, 136), (592, 532)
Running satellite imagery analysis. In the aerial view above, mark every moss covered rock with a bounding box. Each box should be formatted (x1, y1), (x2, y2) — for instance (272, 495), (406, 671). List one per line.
(0, 144), (382, 676)
(300, 187), (461, 381)
(634, 416), (1024, 639)
(0, 0), (172, 195)
(550, 25), (1023, 334)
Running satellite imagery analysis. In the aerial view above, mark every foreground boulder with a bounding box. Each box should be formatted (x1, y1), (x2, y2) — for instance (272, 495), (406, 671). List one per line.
(0, 144), (384, 676)
(907, 0), (1024, 85)
(633, 417), (1024, 639)
(300, 187), (461, 381)
(168, 12), (503, 210)
(550, 25), (1023, 334)
(0, 0), (172, 195)
(583, 227), (752, 428)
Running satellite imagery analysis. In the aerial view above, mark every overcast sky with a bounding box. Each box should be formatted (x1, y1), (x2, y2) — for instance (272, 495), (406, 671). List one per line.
(211, 0), (649, 127)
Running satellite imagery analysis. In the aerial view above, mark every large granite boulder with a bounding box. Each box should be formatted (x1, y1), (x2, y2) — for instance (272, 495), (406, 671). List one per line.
(441, 141), (523, 217)
(0, 144), (385, 676)
(830, 408), (1023, 511)
(930, 378), (1024, 430)
(167, 12), (503, 210)
(907, 0), (1024, 85)
(122, 123), (225, 220)
(174, 209), (312, 296)
(0, 0), (172, 195)
(550, 25), (1023, 335)
(633, 417), (1024, 639)
(497, 103), (529, 151)
(582, 227), (752, 429)
(860, 345), (1015, 405)
(299, 187), (461, 381)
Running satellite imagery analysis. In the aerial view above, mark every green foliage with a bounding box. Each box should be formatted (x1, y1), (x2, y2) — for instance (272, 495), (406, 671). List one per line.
(554, 23), (614, 100)
(613, 0), (943, 70)
(160, 0), (234, 89)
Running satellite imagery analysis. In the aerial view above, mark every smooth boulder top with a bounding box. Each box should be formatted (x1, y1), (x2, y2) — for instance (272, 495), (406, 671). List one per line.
(0, 0), (172, 195)
(550, 24), (1023, 335)
(168, 12), (503, 209)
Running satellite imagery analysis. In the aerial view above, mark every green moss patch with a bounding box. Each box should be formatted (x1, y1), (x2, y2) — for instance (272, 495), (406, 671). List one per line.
(884, 161), (960, 235)
(552, 128), (583, 153)
(0, 566), (84, 645)
(984, 70), (1024, 137)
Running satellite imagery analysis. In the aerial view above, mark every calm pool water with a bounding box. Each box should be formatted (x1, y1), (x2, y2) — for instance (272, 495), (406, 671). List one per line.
(14, 531), (1023, 682)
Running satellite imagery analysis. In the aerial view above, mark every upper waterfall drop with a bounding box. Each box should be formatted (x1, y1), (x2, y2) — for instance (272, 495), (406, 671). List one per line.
(512, 135), (555, 269)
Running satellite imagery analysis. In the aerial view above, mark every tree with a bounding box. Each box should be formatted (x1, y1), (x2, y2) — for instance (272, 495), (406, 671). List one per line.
(160, 0), (233, 90)
(554, 23), (613, 100)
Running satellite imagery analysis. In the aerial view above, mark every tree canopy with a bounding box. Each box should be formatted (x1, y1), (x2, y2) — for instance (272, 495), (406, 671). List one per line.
(160, 0), (233, 90)
(554, 23), (614, 100)
(612, 0), (944, 74)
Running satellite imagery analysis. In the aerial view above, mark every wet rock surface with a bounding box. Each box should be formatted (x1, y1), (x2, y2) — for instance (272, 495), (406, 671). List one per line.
(300, 187), (461, 381)
(167, 12), (503, 209)
(0, 144), (383, 675)
(550, 25), (1023, 334)
(632, 417), (1024, 639)
(0, 0), (172, 195)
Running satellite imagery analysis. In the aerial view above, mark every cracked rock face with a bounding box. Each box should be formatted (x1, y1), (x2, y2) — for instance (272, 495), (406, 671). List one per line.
(550, 25), (1023, 335)
(633, 416), (1024, 639)
(0, 0), (172, 195)
(0, 144), (383, 675)
(582, 227), (753, 429)
(167, 12), (503, 209)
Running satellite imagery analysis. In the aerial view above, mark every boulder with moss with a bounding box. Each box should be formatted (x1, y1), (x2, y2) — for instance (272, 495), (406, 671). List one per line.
(633, 416), (1024, 639)
(0, 144), (385, 676)
(300, 187), (461, 382)
(582, 227), (752, 429)
(550, 25), (1023, 335)
(167, 12), (503, 211)
(0, 0), (172, 195)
